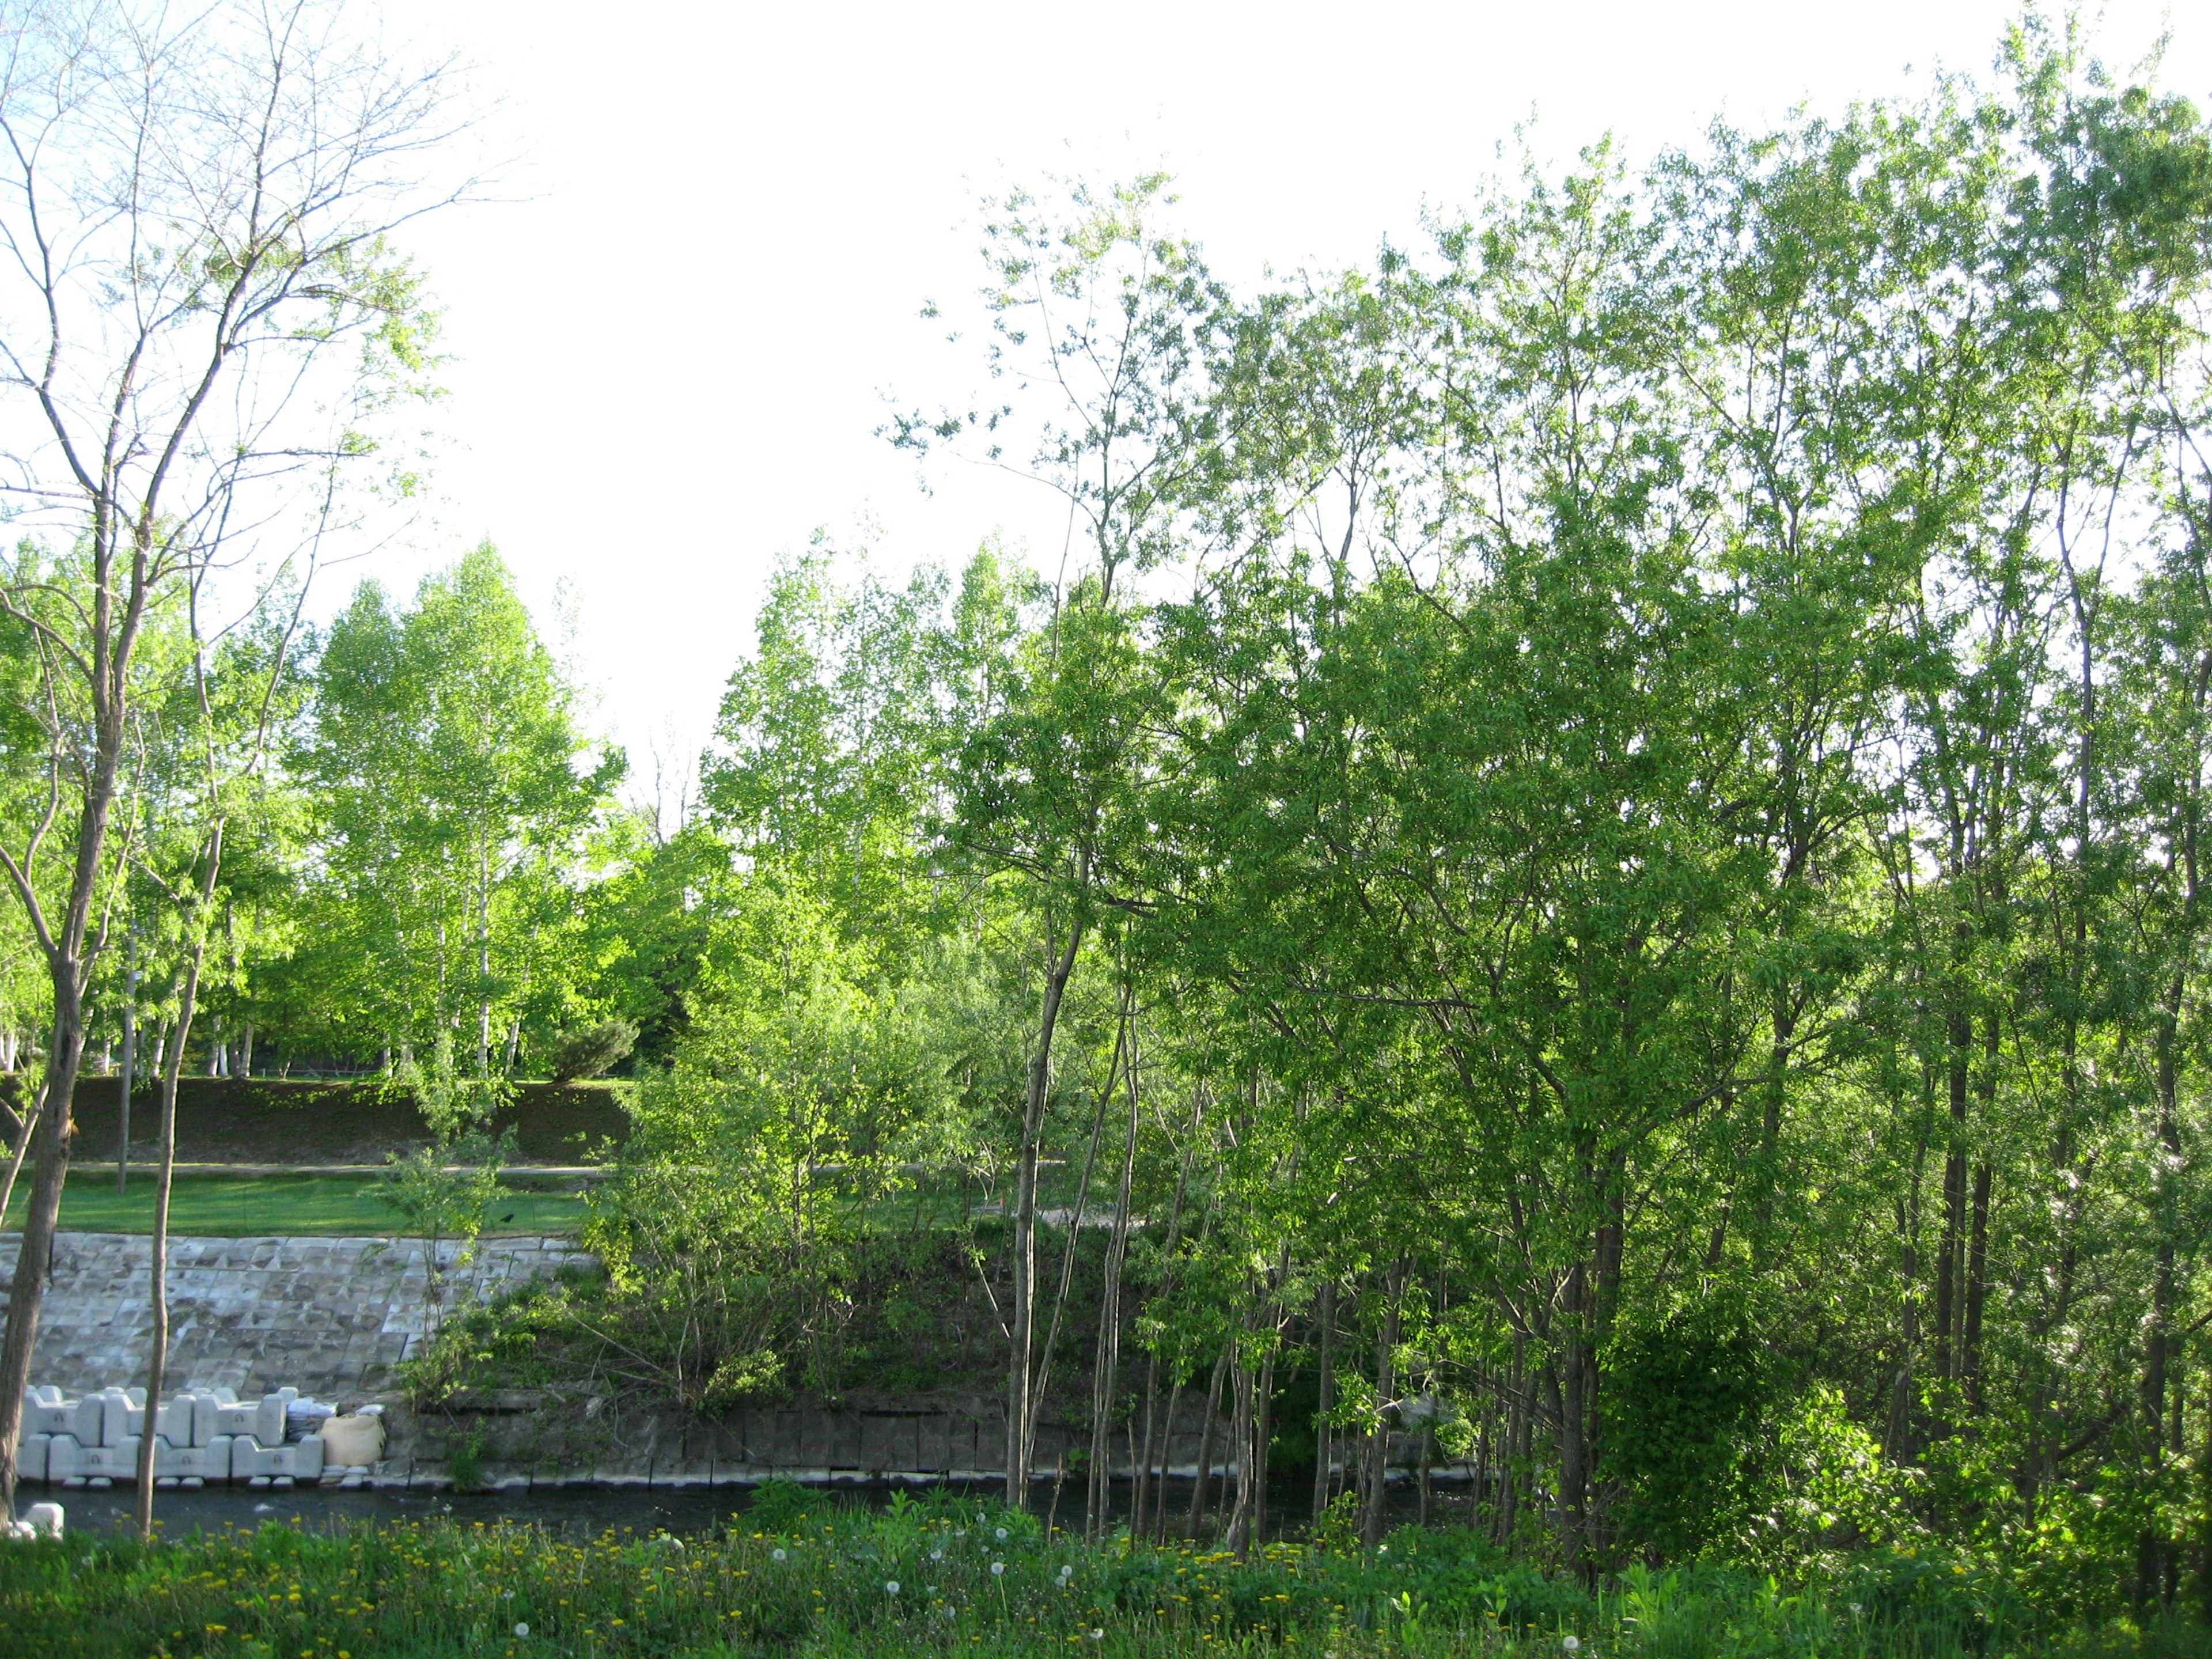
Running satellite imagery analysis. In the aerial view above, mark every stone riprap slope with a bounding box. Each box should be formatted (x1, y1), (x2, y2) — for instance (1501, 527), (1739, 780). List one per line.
(0, 1232), (590, 1399)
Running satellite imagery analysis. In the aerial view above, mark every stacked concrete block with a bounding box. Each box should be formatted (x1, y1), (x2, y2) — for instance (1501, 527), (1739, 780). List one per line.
(16, 1385), (322, 1486)
(209, 1388), (289, 1447)
(232, 1433), (323, 1480)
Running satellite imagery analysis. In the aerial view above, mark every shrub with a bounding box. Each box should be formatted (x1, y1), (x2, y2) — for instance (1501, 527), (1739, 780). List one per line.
(548, 1017), (637, 1081)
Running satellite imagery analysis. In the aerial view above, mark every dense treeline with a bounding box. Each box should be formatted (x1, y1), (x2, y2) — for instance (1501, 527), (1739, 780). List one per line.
(6, 2), (2212, 1627)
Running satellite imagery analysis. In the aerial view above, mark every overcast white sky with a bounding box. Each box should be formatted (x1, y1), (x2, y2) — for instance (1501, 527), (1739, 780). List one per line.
(365, 0), (2206, 794)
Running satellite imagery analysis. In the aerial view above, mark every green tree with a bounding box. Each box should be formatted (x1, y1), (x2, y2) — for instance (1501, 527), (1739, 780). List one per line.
(290, 546), (621, 1073)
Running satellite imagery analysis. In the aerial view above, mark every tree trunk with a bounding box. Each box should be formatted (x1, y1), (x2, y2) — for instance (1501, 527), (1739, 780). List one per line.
(0, 1077), (47, 1239)
(1187, 1349), (1228, 1537)
(1362, 1263), (1403, 1555)
(1312, 1275), (1337, 1524)
(1224, 1315), (1257, 1554)
(1936, 1007), (1971, 1391)
(1557, 1259), (1589, 1570)
(1006, 919), (1084, 1509)
(1086, 1018), (1141, 1539)
(0, 988), (88, 1518)
(117, 931), (137, 1194)
(1252, 1347), (1276, 1550)
(132, 899), (214, 1533)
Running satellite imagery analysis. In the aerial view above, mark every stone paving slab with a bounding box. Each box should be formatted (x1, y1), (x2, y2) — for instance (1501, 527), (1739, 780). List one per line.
(0, 1232), (590, 1399)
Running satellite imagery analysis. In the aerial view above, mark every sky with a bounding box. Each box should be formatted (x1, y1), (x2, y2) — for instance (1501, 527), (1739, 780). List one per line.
(365, 0), (2209, 802)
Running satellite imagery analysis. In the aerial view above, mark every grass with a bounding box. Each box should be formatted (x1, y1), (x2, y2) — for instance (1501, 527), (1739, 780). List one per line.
(1, 1493), (2204, 1659)
(1, 1171), (589, 1237)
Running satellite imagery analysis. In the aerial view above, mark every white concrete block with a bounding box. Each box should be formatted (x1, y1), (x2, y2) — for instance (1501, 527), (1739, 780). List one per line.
(16, 1434), (47, 1482)
(44, 1435), (82, 1481)
(184, 1391), (223, 1448)
(77, 1437), (142, 1480)
(124, 1395), (194, 1446)
(91, 1388), (132, 1449)
(35, 1395), (104, 1445)
(230, 1435), (321, 1480)
(212, 1395), (286, 1445)
(156, 1437), (232, 1480)
(19, 1388), (75, 1438)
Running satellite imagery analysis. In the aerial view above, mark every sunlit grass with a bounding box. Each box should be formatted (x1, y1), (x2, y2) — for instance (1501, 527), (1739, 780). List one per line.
(1, 1171), (588, 1237)
(2, 1493), (2197, 1659)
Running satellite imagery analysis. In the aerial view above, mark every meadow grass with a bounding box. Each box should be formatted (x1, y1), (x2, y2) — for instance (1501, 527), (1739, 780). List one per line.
(2, 1487), (2203, 1659)
(1, 1171), (589, 1237)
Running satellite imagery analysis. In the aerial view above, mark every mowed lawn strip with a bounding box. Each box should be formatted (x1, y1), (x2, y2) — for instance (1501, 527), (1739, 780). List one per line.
(0, 1170), (588, 1237)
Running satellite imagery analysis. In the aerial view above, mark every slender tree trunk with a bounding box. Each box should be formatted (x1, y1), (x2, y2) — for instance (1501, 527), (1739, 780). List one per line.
(1963, 1161), (1991, 1408)
(1131, 1090), (1203, 1539)
(1252, 1347), (1276, 1550)
(1086, 1015), (1141, 1539)
(0, 991), (88, 1518)
(1936, 1007), (1971, 1389)
(476, 839), (493, 1077)
(1224, 1313), (1256, 1554)
(117, 930), (136, 1193)
(1312, 1275), (1337, 1524)
(1187, 1349), (1228, 1537)
(1362, 1263), (1404, 1555)
(1007, 919), (1084, 1509)
(134, 819), (224, 1533)
(0, 1078), (47, 1234)
(1497, 1337), (1527, 1547)
(131, 921), (213, 1531)
(1149, 1363), (1185, 1539)
(1556, 1259), (1589, 1569)
(1025, 1062), (1110, 1473)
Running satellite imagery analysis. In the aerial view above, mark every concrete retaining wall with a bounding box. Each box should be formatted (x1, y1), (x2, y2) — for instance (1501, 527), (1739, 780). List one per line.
(0, 1231), (589, 1399)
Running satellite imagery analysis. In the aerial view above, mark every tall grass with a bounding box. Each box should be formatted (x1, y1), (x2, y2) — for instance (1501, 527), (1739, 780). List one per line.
(0, 1488), (2200, 1658)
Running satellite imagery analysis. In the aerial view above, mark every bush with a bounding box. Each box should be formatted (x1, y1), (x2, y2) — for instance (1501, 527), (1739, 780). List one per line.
(548, 1017), (637, 1081)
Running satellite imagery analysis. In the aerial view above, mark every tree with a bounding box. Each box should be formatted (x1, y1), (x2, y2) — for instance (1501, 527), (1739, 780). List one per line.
(290, 546), (620, 1073)
(0, 0), (461, 1518)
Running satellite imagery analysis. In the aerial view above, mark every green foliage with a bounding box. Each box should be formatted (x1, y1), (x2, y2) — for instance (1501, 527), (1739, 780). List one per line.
(549, 1017), (637, 1082)
(1608, 1302), (1773, 1560)
(279, 545), (622, 1067)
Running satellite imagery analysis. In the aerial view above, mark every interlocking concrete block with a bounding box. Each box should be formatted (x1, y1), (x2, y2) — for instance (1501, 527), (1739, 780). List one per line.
(20, 1387), (75, 1438)
(43, 1434), (81, 1481)
(16, 1434), (47, 1482)
(124, 1394), (194, 1446)
(183, 1391), (223, 1448)
(89, 1388), (133, 1449)
(51, 1434), (141, 1480)
(213, 1395), (286, 1446)
(26, 1393), (105, 1445)
(230, 1435), (322, 1480)
(156, 1437), (232, 1480)
(86, 1438), (144, 1479)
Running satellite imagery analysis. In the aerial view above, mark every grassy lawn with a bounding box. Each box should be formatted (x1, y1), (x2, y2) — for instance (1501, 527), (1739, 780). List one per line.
(1, 1170), (588, 1237)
